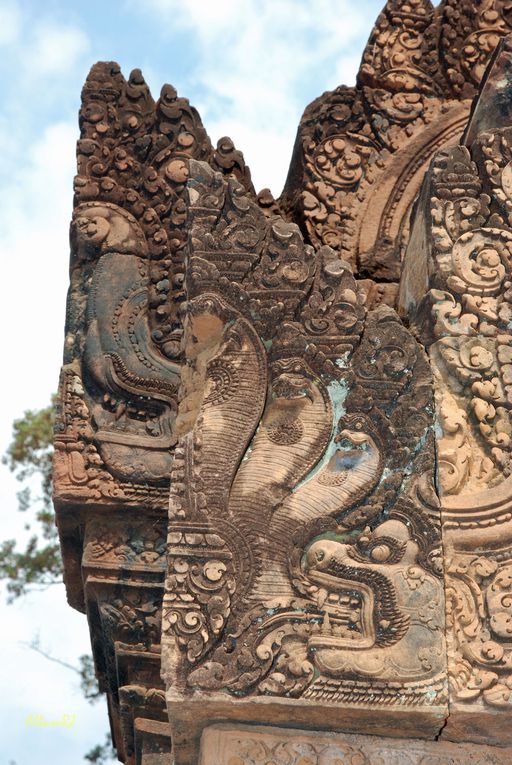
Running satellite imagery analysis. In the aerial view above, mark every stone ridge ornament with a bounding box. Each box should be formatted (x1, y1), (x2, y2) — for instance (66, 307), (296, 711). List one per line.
(53, 3), (512, 765)
(54, 61), (254, 764)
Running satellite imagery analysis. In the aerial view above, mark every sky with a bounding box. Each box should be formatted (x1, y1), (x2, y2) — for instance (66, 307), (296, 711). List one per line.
(0, 0), (385, 762)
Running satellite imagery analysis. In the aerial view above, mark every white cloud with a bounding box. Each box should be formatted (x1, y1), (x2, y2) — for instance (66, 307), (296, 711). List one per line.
(0, 6), (106, 762)
(136, 0), (375, 194)
(146, 0), (368, 51)
(0, 119), (75, 434)
(0, 0), (21, 46)
(28, 23), (89, 76)
(0, 1), (89, 431)
(0, 0), (90, 80)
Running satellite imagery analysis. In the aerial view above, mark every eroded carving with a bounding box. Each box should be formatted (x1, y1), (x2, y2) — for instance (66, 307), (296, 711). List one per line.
(60, 61), (254, 497)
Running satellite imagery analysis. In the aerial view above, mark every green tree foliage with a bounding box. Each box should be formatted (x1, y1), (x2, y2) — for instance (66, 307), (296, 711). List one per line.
(0, 400), (61, 599)
(2, 402), (115, 763)
(79, 653), (103, 703)
(24, 636), (102, 703)
(84, 734), (117, 763)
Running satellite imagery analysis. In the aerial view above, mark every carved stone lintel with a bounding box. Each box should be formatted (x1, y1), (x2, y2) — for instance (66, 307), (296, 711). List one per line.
(199, 725), (512, 765)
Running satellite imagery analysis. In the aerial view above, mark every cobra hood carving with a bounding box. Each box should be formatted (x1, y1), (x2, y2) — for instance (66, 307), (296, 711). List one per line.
(161, 160), (445, 714)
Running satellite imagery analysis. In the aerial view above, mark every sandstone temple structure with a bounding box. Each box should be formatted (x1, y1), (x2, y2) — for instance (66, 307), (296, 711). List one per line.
(54, 1), (512, 762)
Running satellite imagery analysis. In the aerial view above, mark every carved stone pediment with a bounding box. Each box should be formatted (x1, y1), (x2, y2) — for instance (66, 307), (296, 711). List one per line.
(53, 5), (512, 765)
(160, 160), (446, 759)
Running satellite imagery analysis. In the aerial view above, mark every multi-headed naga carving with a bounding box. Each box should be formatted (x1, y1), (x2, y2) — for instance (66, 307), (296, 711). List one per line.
(162, 160), (445, 717)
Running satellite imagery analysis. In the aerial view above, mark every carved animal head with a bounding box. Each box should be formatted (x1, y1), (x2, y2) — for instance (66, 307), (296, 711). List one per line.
(72, 202), (148, 260)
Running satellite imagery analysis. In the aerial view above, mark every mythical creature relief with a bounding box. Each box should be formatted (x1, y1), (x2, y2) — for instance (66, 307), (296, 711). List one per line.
(55, 62), (254, 496)
(161, 160), (446, 734)
(279, 0), (512, 293)
(53, 62), (255, 764)
(400, 116), (512, 736)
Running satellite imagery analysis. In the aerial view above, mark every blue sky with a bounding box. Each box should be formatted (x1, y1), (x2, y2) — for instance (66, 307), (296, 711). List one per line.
(0, 1), (385, 762)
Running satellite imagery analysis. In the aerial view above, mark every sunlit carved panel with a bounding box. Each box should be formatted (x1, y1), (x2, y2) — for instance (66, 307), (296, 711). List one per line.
(400, 54), (512, 741)
(161, 161), (446, 762)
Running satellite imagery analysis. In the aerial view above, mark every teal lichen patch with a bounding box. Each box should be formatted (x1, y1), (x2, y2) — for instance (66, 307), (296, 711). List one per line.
(293, 377), (349, 491)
